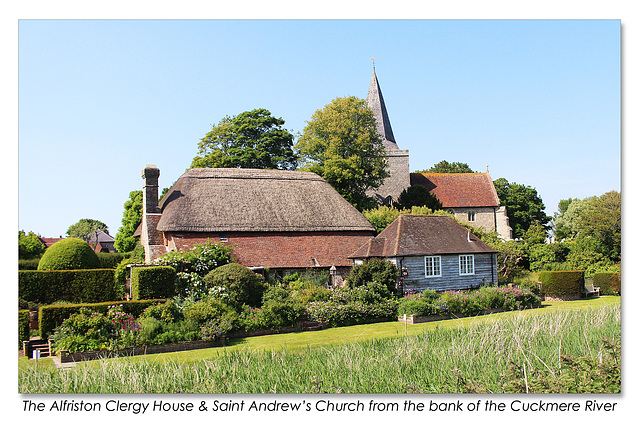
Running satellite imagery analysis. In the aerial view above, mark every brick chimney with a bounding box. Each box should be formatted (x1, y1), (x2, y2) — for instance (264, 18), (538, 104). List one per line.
(140, 164), (166, 263)
(142, 165), (160, 214)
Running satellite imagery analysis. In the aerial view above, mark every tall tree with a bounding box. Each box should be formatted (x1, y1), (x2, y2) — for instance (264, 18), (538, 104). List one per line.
(114, 190), (143, 253)
(414, 160), (476, 174)
(493, 178), (551, 239)
(192, 108), (297, 170)
(393, 185), (443, 211)
(18, 230), (46, 259)
(66, 219), (109, 246)
(296, 96), (389, 211)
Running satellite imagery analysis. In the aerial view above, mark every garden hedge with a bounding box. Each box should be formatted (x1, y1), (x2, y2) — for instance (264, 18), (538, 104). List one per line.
(593, 272), (621, 295)
(538, 270), (585, 296)
(39, 299), (165, 339)
(19, 269), (119, 304)
(19, 310), (30, 349)
(131, 266), (176, 300)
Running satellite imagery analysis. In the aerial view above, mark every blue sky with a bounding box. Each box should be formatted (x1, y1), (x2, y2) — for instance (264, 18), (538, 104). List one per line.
(17, 19), (620, 238)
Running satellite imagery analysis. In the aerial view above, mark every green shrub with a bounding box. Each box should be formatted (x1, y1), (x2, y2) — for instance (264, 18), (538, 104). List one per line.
(593, 272), (621, 295)
(131, 266), (176, 300)
(19, 269), (120, 304)
(306, 299), (399, 327)
(19, 310), (30, 349)
(38, 299), (164, 339)
(37, 238), (101, 271)
(140, 300), (183, 323)
(396, 298), (443, 317)
(346, 259), (400, 297)
(203, 263), (266, 309)
(182, 297), (238, 328)
(538, 270), (585, 296)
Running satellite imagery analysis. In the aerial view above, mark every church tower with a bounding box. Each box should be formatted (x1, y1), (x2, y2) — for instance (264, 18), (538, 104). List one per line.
(366, 66), (410, 205)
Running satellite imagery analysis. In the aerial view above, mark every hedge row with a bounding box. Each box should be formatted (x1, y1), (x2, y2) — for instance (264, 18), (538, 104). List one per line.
(19, 269), (119, 304)
(19, 310), (30, 349)
(38, 299), (165, 339)
(131, 266), (176, 300)
(593, 272), (621, 295)
(538, 270), (585, 296)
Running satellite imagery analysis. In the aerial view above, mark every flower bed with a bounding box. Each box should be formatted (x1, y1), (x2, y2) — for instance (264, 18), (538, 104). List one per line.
(58, 338), (226, 363)
(397, 286), (541, 319)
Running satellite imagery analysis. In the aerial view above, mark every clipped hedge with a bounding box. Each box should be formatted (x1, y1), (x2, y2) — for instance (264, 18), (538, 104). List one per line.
(593, 272), (621, 295)
(131, 266), (176, 300)
(19, 310), (30, 349)
(39, 299), (165, 339)
(96, 252), (127, 269)
(19, 269), (119, 304)
(538, 270), (584, 296)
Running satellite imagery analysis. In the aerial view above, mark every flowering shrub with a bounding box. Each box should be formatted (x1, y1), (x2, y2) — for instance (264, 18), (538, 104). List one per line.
(200, 318), (233, 341)
(152, 240), (233, 300)
(51, 305), (142, 353)
(307, 300), (399, 327)
(397, 286), (541, 317)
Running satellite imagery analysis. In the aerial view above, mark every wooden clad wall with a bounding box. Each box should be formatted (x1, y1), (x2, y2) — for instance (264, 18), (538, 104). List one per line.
(401, 253), (497, 292)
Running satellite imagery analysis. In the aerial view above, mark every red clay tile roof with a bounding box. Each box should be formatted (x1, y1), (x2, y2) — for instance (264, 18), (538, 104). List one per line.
(410, 173), (500, 208)
(349, 215), (497, 258)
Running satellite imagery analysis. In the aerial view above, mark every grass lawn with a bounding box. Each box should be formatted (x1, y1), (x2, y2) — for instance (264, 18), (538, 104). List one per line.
(19, 295), (620, 368)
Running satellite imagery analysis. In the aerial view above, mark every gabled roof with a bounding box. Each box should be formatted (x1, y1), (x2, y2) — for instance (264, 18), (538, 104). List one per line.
(410, 173), (501, 208)
(156, 168), (376, 233)
(349, 215), (497, 258)
(366, 67), (398, 150)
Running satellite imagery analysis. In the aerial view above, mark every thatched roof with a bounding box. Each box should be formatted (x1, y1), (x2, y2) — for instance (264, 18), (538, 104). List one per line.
(350, 215), (497, 259)
(156, 168), (376, 233)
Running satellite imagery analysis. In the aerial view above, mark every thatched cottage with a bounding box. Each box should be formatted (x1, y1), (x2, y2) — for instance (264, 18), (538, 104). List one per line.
(349, 215), (498, 292)
(139, 165), (376, 285)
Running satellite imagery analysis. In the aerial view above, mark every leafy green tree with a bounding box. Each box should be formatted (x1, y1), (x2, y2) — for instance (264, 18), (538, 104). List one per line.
(66, 219), (109, 246)
(18, 230), (46, 259)
(575, 191), (621, 261)
(192, 108), (297, 170)
(414, 160), (476, 174)
(394, 185), (443, 211)
(296, 96), (389, 211)
(552, 191), (620, 262)
(363, 205), (451, 234)
(114, 190), (143, 253)
(493, 178), (551, 239)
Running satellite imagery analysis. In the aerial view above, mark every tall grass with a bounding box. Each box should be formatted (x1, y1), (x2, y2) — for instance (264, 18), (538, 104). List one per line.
(19, 303), (620, 393)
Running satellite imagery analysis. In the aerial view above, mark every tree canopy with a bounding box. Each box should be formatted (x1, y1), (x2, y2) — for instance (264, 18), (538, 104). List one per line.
(66, 219), (109, 245)
(18, 230), (46, 259)
(414, 160), (476, 174)
(493, 178), (551, 239)
(192, 108), (297, 170)
(114, 190), (143, 253)
(296, 96), (389, 211)
(393, 185), (443, 211)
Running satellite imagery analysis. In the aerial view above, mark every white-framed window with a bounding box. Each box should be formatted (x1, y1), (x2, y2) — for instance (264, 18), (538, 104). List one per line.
(467, 211), (476, 221)
(459, 254), (475, 275)
(425, 256), (442, 277)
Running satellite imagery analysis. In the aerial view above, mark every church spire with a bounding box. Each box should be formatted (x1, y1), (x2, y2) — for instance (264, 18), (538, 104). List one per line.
(366, 65), (398, 149)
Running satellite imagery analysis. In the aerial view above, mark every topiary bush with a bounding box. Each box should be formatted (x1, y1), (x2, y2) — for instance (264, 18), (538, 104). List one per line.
(38, 238), (101, 271)
(202, 263), (266, 309)
(593, 272), (621, 295)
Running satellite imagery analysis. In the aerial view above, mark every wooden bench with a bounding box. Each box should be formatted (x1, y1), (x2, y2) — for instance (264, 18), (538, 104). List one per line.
(583, 283), (600, 297)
